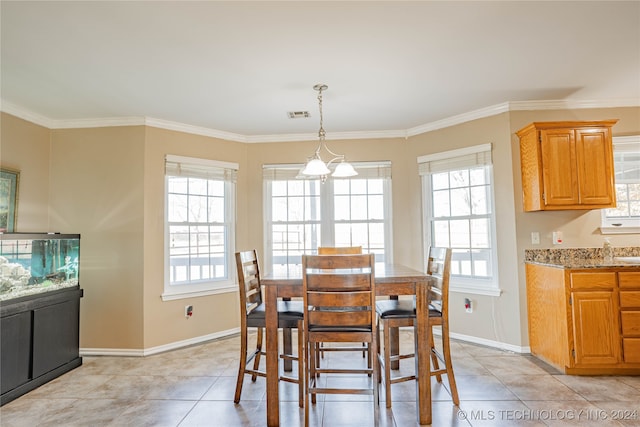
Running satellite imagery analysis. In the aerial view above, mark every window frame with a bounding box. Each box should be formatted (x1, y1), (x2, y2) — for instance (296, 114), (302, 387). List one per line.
(162, 155), (238, 301)
(600, 135), (640, 234)
(262, 161), (393, 275)
(419, 144), (501, 297)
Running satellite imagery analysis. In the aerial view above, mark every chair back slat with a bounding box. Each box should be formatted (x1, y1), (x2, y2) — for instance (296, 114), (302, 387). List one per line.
(318, 246), (363, 255)
(426, 246), (452, 317)
(309, 310), (372, 327)
(307, 291), (371, 307)
(305, 254), (372, 269)
(236, 250), (263, 316)
(306, 273), (372, 291)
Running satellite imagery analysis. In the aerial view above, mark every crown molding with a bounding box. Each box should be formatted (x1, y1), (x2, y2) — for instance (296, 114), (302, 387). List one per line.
(144, 117), (248, 143)
(2, 97), (638, 142)
(407, 102), (510, 136)
(1, 101), (57, 129)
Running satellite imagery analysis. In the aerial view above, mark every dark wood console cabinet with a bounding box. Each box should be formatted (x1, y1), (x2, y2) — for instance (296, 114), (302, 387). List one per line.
(1, 286), (83, 405)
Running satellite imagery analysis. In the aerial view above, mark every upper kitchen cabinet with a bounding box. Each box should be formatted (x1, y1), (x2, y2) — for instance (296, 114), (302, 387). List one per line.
(516, 120), (618, 212)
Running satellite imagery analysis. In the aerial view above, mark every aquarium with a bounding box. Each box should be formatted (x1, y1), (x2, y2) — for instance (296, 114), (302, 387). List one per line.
(0, 233), (80, 301)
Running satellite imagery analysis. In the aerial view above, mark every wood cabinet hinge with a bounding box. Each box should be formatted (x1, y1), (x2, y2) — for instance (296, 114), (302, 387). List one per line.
(572, 348), (575, 359)
(569, 296), (572, 305)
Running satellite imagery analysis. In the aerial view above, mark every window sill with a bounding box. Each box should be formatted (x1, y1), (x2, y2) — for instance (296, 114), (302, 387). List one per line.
(450, 283), (502, 297)
(161, 284), (237, 301)
(600, 226), (640, 235)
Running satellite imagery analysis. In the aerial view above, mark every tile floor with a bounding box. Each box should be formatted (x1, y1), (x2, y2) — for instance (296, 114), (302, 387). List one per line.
(1, 331), (640, 426)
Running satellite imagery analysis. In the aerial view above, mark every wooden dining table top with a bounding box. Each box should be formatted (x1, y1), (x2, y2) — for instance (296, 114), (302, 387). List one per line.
(262, 262), (431, 296)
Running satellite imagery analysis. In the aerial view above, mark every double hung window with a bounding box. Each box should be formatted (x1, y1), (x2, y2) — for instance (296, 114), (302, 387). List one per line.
(419, 144), (500, 296)
(601, 136), (640, 233)
(163, 155), (238, 300)
(263, 162), (392, 275)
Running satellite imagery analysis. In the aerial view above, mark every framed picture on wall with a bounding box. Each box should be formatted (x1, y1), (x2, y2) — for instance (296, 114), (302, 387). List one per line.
(0, 168), (19, 232)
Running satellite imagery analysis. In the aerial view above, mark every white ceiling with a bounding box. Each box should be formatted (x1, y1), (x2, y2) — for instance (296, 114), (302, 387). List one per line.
(2, 1), (639, 141)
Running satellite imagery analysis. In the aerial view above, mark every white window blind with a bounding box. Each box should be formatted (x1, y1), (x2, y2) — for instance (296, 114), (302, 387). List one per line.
(418, 144), (492, 174)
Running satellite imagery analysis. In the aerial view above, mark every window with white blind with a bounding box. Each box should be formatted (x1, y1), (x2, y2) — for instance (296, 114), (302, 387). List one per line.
(263, 162), (392, 276)
(601, 136), (640, 234)
(418, 144), (500, 296)
(163, 155), (238, 300)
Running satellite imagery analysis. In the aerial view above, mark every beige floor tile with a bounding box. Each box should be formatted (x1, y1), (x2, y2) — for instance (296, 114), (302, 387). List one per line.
(553, 375), (640, 402)
(2, 335), (637, 427)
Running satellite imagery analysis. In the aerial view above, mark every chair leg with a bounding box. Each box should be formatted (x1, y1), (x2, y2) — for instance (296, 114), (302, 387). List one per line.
(304, 334), (310, 427)
(441, 323), (460, 406)
(383, 319), (392, 408)
(297, 320), (304, 408)
(314, 342), (321, 378)
(251, 327), (263, 382)
(372, 334), (380, 427)
(234, 324), (249, 403)
(429, 328), (442, 383)
(310, 339), (317, 404)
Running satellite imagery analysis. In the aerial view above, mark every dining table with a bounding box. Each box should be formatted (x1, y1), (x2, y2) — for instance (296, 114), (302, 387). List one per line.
(262, 263), (434, 426)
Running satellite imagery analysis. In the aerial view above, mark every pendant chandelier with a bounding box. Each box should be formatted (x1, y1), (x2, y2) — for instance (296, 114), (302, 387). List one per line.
(301, 84), (357, 181)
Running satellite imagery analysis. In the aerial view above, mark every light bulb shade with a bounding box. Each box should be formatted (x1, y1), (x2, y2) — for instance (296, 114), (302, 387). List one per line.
(302, 158), (331, 176)
(332, 161), (358, 177)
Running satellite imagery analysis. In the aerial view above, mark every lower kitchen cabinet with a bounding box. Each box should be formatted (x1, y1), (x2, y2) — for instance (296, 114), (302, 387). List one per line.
(526, 264), (640, 374)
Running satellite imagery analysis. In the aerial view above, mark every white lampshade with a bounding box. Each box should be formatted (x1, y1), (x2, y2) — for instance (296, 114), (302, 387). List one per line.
(332, 161), (358, 177)
(302, 158), (331, 176)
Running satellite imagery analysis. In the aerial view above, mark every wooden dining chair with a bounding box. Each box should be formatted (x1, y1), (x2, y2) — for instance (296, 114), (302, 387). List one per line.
(302, 253), (379, 426)
(316, 246), (368, 361)
(234, 250), (305, 407)
(375, 246), (459, 408)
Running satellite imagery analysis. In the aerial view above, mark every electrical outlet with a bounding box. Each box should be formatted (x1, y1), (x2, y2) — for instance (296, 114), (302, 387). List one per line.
(185, 305), (193, 318)
(464, 298), (472, 313)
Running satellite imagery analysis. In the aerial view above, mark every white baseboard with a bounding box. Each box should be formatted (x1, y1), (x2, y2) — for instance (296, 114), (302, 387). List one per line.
(80, 326), (531, 357)
(399, 326), (531, 354)
(80, 327), (240, 357)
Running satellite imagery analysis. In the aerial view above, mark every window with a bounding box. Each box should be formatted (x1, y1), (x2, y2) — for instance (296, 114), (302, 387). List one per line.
(263, 162), (392, 275)
(419, 144), (500, 296)
(163, 155), (238, 300)
(601, 136), (640, 234)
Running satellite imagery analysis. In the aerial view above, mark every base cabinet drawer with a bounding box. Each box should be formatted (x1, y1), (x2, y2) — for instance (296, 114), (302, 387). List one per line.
(621, 312), (640, 336)
(620, 291), (640, 308)
(619, 272), (640, 288)
(624, 339), (640, 363)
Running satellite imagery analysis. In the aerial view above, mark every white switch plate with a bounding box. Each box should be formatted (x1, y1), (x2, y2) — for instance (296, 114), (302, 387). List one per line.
(531, 232), (540, 245)
(552, 231), (563, 245)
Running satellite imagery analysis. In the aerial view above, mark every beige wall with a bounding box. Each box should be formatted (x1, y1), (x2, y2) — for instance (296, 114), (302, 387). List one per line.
(49, 126), (146, 349)
(2, 106), (638, 352)
(0, 113), (50, 230)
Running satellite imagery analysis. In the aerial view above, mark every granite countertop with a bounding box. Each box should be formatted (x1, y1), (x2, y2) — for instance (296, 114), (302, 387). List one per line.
(525, 247), (640, 269)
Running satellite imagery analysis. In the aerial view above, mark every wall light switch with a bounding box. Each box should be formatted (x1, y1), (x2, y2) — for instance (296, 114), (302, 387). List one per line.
(531, 232), (540, 245)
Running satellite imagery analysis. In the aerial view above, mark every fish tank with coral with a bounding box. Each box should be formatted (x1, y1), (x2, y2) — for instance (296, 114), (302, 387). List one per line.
(0, 233), (80, 302)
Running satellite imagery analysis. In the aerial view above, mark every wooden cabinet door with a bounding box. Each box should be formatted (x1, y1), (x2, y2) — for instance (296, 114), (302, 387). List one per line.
(0, 312), (32, 394)
(575, 127), (615, 205)
(32, 299), (80, 378)
(540, 129), (579, 206)
(571, 291), (621, 365)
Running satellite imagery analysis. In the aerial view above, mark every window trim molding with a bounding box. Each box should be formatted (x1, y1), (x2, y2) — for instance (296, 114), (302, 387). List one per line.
(419, 143), (500, 293)
(600, 135), (640, 235)
(163, 155), (238, 298)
